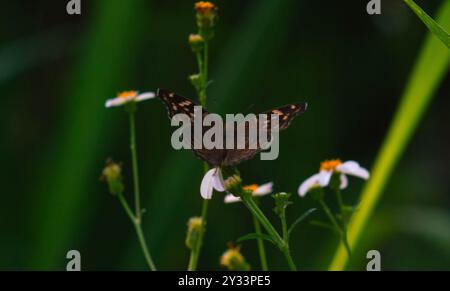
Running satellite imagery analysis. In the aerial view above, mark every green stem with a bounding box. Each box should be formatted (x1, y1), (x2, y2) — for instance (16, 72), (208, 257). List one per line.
(333, 188), (352, 260)
(240, 193), (297, 270)
(187, 199), (208, 271)
(129, 111), (141, 220)
(318, 198), (351, 261)
(279, 203), (297, 271)
(252, 212), (268, 271)
(125, 110), (156, 271)
(188, 41), (210, 271)
(118, 194), (156, 271)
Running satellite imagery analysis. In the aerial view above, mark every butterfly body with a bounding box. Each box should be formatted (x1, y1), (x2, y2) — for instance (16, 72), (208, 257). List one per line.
(157, 89), (307, 167)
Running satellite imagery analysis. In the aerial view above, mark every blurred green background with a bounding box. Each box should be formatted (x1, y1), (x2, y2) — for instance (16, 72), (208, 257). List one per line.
(1, 0), (449, 271)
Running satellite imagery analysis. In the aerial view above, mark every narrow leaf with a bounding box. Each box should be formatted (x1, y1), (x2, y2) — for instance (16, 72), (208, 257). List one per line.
(288, 208), (317, 236)
(404, 0), (450, 49)
(237, 233), (276, 245)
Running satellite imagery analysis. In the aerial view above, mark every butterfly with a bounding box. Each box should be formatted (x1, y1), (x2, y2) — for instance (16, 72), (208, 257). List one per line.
(157, 89), (307, 167)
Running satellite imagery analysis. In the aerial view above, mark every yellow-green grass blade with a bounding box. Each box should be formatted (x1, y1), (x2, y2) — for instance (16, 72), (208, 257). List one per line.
(329, 0), (450, 271)
(403, 0), (450, 49)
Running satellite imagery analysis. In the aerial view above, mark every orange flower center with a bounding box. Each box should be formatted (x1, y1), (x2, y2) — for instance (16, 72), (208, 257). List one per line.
(195, 1), (216, 14)
(320, 159), (342, 172)
(243, 184), (259, 193)
(117, 90), (138, 99)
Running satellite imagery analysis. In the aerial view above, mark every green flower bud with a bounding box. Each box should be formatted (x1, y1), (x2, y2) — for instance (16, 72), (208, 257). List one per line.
(223, 174), (242, 195)
(185, 217), (203, 250)
(273, 192), (292, 216)
(101, 159), (124, 195)
(189, 74), (202, 91)
(189, 34), (204, 53)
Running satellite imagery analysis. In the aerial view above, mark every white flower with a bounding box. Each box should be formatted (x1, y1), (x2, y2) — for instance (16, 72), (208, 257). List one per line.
(200, 167), (225, 199)
(224, 182), (274, 203)
(105, 90), (155, 108)
(298, 160), (370, 197)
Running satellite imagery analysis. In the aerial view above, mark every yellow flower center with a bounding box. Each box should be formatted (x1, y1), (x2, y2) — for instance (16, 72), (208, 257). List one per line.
(243, 184), (259, 193)
(195, 1), (216, 14)
(117, 90), (138, 99)
(320, 159), (342, 172)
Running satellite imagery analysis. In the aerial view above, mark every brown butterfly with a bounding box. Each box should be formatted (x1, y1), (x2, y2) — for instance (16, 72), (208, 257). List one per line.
(157, 89), (307, 167)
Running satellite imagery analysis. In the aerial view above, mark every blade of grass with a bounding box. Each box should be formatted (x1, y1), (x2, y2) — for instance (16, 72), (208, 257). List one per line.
(29, 0), (147, 269)
(403, 0), (450, 49)
(329, 0), (450, 270)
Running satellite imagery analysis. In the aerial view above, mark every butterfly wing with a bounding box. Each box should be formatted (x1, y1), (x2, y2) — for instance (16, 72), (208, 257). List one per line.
(157, 89), (226, 167)
(222, 102), (307, 166)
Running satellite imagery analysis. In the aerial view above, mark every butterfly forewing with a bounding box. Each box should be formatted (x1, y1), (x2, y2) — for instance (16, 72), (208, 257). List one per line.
(222, 103), (307, 166)
(157, 89), (226, 167)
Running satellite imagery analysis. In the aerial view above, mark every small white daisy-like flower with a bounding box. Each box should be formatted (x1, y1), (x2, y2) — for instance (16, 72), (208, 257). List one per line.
(224, 182), (273, 203)
(105, 90), (155, 108)
(200, 167), (225, 199)
(298, 159), (370, 197)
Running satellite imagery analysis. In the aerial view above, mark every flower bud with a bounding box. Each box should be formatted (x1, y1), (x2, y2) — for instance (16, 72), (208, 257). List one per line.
(189, 34), (204, 53)
(189, 74), (202, 91)
(220, 246), (250, 271)
(223, 174), (242, 195)
(185, 217), (203, 250)
(194, 1), (218, 40)
(101, 159), (124, 195)
(273, 192), (292, 216)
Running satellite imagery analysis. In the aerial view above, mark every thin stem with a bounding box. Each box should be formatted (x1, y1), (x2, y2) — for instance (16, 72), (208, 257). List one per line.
(318, 199), (341, 234)
(281, 211), (289, 244)
(252, 212), (268, 271)
(118, 194), (156, 271)
(282, 249), (297, 271)
(240, 193), (297, 270)
(188, 41), (210, 271)
(129, 111), (141, 221)
(319, 198), (351, 261)
(279, 201), (297, 271)
(187, 199), (209, 271)
(333, 188), (352, 260)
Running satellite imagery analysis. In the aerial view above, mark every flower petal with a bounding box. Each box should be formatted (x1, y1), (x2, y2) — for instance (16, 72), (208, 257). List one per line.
(298, 173), (321, 197)
(224, 194), (241, 203)
(254, 182), (273, 196)
(136, 92), (156, 102)
(340, 174), (348, 189)
(318, 170), (332, 187)
(200, 168), (217, 199)
(105, 97), (127, 108)
(337, 161), (370, 180)
(212, 168), (225, 192)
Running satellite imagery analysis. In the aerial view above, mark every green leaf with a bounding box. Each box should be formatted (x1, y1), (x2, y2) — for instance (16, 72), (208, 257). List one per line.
(288, 208), (317, 236)
(237, 233), (276, 245)
(403, 0), (450, 49)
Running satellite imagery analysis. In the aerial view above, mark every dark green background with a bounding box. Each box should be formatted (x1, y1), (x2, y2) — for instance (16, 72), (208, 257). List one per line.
(0, 0), (449, 270)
